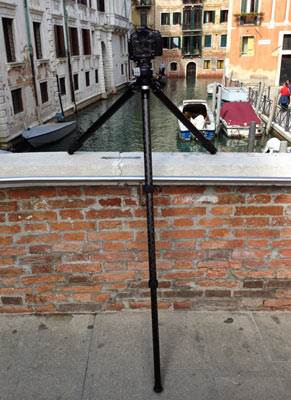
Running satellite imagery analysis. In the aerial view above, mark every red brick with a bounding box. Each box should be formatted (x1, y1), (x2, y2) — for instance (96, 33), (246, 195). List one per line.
(209, 229), (230, 238)
(245, 217), (269, 227)
(0, 202), (18, 212)
(63, 232), (85, 242)
(248, 194), (272, 204)
(235, 206), (283, 216)
(61, 285), (102, 292)
(29, 245), (52, 254)
(216, 194), (245, 204)
(174, 300), (190, 309)
(269, 259), (291, 268)
(31, 265), (53, 274)
(53, 243), (81, 252)
(161, 207), (206, 217)
(160, 229), (205, 239)
(130, 301), (151, 309)
(163, 250), (205, 259)
(232, 249), (270, 259)
(272, 217), (291, 226)
(124, 220), (147, 229)
(198, 260), (229, 269)
(0, 306), (33, 313)
(99, 198), (121, 207)
(210, 206), (233, 216)
(56, 263), (102, 273)
(235, 229), (279, 238)
(280, 249), (291, 257)
(278, 271), (291, 278)
(22, 276), (64, 285)
(174, 261), (194, 269)
(173, 218), (194, 227)
(98, 220), (122, 230)
(68, 276), (89, 284)
(243, 281), (264, 288)
(0, 236), (13, 245)
(107, 303), (124, 311)
(57, 187), (82, 197)
(92, 272), (136, 282)
(86, 209), (132, 220)
(24, 223), (48, 232)
(59, 210), (84, 220)
(9, 211), (57, 222)
(82, 243), (100, 252)
(7, 188), (56, 199)
(0, 268), (25, 276)
(128, 261), (148, 270)
(93, 294), (110, 302)
(17, 233), (61, 244)
(201, 240), (245, 249)
(91, 252), (135, 262)
(162, 186), (205, 195)
(0, 225), (21, 234)
(198, 280), (240, 288)
(282, 228), (291, 236)
(276, 290), (291, 298)
(0, 191), (6, 200)
(163, 271), (204, 279)
(0, 258), (14, 266)
(205, 290), (231, 297)
(233, 271), (275, 278)
(46, 199), (95, 209)
(50, 221), (96, 231)
(234, 290), (272, 298)
(247, 239), (269, 248)
(1, 246), (26, 256)
(104, 242), (125, 251)
(35, 305), (56, 312)
(274, 194), (291, 203)
(174, 240), (197, 249)
(72, 293), (91, 301)
(19, 255), (62, 264)
(1, 296), (22, 305)
(272, 239), (291, 247)
(84, 187), (132, 196)
(88, 231), (133, 241)
(26, 294), (67, 303)
(264, 299), (291, 307)
(124, 198), (137, 206)
(107, 283), (127, 290)
(245, 260), (266, 268)
(198, 217), (244, 227)
(206, 269), (228, 278)
(35, 285), (56, 293)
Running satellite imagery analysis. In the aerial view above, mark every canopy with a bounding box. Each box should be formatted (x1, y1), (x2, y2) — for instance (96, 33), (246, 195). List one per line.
(220, 102), (261, 126)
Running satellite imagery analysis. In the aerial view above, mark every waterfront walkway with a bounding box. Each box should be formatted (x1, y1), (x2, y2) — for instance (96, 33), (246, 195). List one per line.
(1, 311), (291, 400)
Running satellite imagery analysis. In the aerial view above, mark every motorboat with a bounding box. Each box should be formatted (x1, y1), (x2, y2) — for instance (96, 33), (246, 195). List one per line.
(220, 86), (248, 103)
(220, 101), (263, 139)
(22, 121), (76, 148)
(178, 99), (215, 141)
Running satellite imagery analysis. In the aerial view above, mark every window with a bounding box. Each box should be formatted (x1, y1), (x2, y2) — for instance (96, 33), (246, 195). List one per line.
(162, 37), (170, 49)
(77, 0), (87, 5)
(220, 10), (228, 23)
(73, 74), (79, 91)
(217, 59), (224, 69)
(283, 34), (291, 50)
(204, 11), (215, 23)
(173, 12), (181, 25)
(54, 25), (66, 58)
(171, 37), (180, 49)
(2, 18), (16, 62)
(240, 36), (254, 55)
(140, 12), (147, 26)
(59, 77), (66, 95)
(121, 63), (124, 75)
(120, 35), (124, 55)
(97, 0), (105, 11)
(11, 88), (23, 114)
(95, 69), (98, 83)
(33, 22), (42, 59)
(170, 62), (178, 71)
(69, 27), (79, 56)
(183, 36), (201, 55)
(161, 13), (170, 25)
(85, 71), (90, 86)
(40, 81), (48, 104)
(203, 60), (210, 69)
(82, 29), (91, 55)
(204, 35), (212, 48)
(220, 34), (227, 47)
(183, 9), (202, 30)
(241, 0), (258, 13)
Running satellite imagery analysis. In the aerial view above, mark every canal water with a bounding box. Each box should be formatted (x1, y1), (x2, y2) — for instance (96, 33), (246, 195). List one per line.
(37, 77), (263, 153)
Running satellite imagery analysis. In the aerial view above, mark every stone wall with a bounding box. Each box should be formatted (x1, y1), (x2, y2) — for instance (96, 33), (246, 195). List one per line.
(1, 183), (291, 313)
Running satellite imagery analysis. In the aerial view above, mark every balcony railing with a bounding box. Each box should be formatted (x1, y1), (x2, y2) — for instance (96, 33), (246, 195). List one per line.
(134, 0), (152, 8)
(183, 0), (203, 5)
(234, 12), (264, 26)
(182, 22), (202, 31)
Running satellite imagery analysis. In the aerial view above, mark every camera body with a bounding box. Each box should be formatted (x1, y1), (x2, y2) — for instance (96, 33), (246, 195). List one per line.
(128, 27), (163, 62)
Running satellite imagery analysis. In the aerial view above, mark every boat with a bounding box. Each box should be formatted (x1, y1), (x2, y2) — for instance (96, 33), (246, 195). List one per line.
(22, 121), (76, 148)
(207, 82), (221, 97)
(220, 86), (248, 103)
(220, 101), (263, 139)
(178, 99), (215, 141)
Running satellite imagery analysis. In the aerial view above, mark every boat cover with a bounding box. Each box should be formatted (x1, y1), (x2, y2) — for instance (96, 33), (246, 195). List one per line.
(220, 102), (261, 126)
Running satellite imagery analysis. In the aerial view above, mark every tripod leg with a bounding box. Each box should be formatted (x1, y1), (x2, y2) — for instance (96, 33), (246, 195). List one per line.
(151, 82), (217, 154)
(141, 86), (163, 393)
(67, 82), (136, 154)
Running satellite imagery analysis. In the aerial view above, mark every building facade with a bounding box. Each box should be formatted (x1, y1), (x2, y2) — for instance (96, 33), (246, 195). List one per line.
(0, 0), (131, 148)
(227, 0), (291, 85)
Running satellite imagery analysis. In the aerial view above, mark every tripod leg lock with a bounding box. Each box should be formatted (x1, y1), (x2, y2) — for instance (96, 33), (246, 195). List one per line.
(144, 184), (155, 193)
(149, 279), (158, 290)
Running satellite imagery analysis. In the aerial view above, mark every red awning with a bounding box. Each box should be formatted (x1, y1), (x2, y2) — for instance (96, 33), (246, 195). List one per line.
(220, 102), (262, 126)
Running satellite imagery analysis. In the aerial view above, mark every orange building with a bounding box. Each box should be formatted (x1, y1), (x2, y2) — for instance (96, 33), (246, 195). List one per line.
(228, 0), (291, 85)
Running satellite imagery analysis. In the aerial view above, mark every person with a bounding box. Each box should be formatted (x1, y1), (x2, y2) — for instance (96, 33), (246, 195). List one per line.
(160, 61), (166, 76)
(278, 81), (290, 110)
(287, 79), (291, 102)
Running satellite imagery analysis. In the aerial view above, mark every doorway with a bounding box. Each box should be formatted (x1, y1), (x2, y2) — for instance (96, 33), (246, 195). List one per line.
(186, 62), (196, 77)
(279, 55), (291, 85)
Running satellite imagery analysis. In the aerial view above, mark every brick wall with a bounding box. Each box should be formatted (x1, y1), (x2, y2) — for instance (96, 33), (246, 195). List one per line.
(1, 184), (291, 313)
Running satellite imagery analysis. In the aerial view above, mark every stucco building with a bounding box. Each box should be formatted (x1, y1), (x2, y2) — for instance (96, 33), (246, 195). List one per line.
(227, 0), (291, 85)
(0, 0), (131, 148)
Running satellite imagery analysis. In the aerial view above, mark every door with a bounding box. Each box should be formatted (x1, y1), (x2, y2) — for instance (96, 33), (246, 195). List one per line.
(280, 55), (291, 85)
(186, 62), (196, 77)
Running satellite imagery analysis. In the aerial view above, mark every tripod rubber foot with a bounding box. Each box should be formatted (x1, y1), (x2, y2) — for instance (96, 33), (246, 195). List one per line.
(153, 385), (163, 393)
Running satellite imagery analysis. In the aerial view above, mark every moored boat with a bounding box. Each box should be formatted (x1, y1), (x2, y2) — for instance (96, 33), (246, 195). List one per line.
(22, 121), (76, 148)
(178, 99), (215, 141)
(220, 101), (263, 139)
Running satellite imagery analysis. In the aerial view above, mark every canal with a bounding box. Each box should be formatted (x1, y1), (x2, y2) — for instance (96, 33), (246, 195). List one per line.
(37, 77), (263, 153)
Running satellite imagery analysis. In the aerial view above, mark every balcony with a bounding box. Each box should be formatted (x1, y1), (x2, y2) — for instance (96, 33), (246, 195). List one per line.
(183, 0), (203, 5)
(234, 12), (264, 26)
(182, 22), (202, 32)
(182, 35), (202, 57)
(134, 0), (152, 8)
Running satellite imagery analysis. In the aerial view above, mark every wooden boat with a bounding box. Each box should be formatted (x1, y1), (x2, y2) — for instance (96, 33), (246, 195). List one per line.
(178, 99), (215, 141)
(220, 101), (263, 139)
(220, 86), (247, 103)
(22, 121), (76, 148)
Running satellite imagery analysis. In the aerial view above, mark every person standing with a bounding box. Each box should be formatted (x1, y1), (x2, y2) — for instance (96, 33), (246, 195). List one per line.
(160, 61), (166, 76)
(278, 81), (290, 110)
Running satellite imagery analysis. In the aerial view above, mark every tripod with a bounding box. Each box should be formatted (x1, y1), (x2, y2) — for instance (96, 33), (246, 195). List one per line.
(68, 62), (217, 393)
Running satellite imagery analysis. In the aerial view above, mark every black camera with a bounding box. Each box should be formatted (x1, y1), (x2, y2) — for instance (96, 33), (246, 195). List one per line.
(128, 27), (163, 62)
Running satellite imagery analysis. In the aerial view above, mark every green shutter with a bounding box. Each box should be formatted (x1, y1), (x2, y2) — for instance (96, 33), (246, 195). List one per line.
(211, 11), (215, 23)
(182, 36), (185, 55)
(190, 36), (194, 54)
(190, 10), (195, 29)
(254, 0), (259, 11)
(241, 0), (247, 12)
(183, 10), (186, 28)
(204, 35), (211, 47)
(167, 13), (170, 25)
(199, 36), (202, 55)
(220, 34), (227, 47)
(178, 12), (181, 25)
(203, 11), (206, 23)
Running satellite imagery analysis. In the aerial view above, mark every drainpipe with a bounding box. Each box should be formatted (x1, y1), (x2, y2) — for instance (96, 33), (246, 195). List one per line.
(62, 0), (77, 113)
(23, 0), (41, 123)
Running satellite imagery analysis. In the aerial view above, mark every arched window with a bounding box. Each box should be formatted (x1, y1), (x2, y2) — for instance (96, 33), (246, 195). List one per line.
(170, 62), (178, 71)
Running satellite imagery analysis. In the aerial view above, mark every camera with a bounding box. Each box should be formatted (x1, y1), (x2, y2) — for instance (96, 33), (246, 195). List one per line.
(128, 27), (163, 62)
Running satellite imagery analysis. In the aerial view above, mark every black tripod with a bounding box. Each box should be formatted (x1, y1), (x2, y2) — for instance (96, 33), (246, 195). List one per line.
(68, 62), (217, 393)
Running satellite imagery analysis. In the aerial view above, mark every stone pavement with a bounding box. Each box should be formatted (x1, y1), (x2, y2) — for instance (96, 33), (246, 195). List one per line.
(1, 311), (291, 400)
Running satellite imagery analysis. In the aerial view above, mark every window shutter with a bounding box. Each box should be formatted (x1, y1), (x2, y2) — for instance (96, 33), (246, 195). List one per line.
(203, 11), (206, 23)
(247, 37), (254, 55)
(178, 12), (181, 25)
(54, 25), (59, 57)
(178, 37), (181, 48)
(211, 11), (215, 23)
(190, 10), (195, 29)
(241, 0), (247, 13)
(239, 36), (243, 55)
(190, 36), (194, 54)
(205, 35), (211, 47)
(254, 0), (259, 12)
(167, 13), (170, 25)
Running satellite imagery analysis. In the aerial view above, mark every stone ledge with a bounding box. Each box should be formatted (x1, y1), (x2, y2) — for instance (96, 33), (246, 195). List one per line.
(0, 151), (291, 187)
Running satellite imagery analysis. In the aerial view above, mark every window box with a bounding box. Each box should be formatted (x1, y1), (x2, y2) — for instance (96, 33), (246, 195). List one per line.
(234, 12), (264, 25)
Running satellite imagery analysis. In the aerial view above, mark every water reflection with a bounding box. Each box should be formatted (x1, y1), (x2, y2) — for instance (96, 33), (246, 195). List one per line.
(37, 77), (263, 153)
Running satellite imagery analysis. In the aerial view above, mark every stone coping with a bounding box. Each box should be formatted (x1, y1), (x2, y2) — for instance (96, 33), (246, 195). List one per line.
(0, 152), (291, 187)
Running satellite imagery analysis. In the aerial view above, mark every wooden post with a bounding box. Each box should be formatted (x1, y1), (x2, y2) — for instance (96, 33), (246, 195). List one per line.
(247, 121), (256, 152)
(212, 82), (217, 113)
(229, 71), (233, 86)
(215, 86), (222, 134)
(255, 82), (265, 114)
(266, 89), (280, 135)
